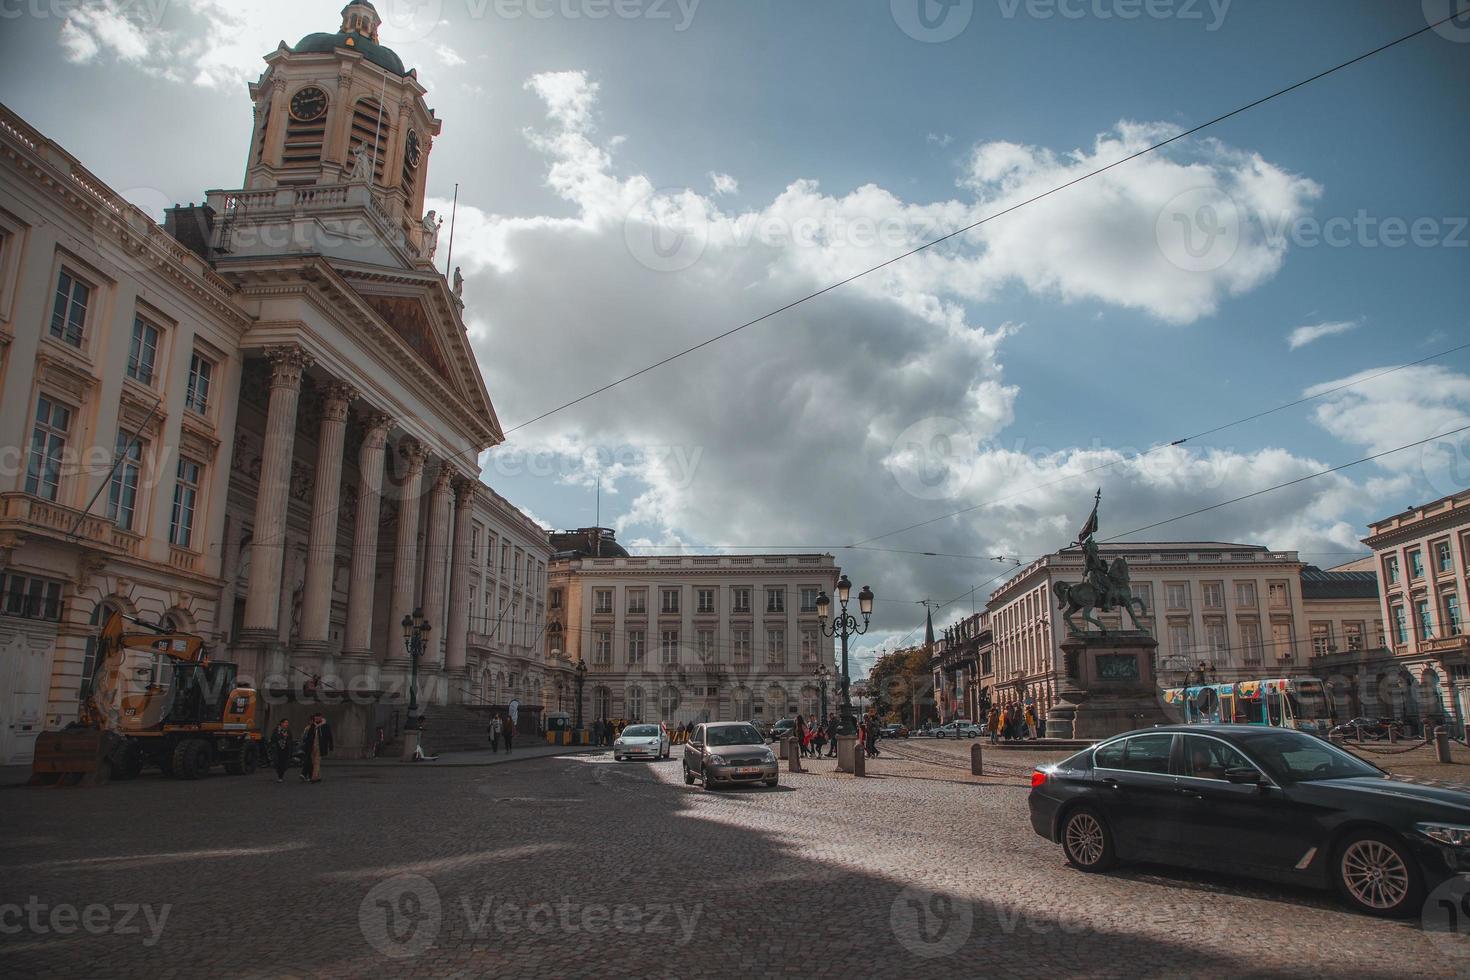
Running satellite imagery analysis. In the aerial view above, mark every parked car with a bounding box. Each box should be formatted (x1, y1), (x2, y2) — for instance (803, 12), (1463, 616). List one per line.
(881, 724), (910, 739)
(683, 722), (779, 789)
(613, 723), (670, 761)
(767, 718), (797, 743)
(1028, 724), (1470, 918)
(935, 721), (982, 739)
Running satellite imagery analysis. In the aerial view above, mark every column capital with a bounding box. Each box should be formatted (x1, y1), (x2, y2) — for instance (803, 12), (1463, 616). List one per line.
(431, 464), (455, 494)
(399, 439), (429, 473)
(359, 410), (393, 447)
(266, 345), (314, 389)
(453, 477), (477, 509)
(321, 381), (359, 421)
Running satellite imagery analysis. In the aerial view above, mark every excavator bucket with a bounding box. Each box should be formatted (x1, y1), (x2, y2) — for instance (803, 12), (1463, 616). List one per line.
(29, 729), (121, 787)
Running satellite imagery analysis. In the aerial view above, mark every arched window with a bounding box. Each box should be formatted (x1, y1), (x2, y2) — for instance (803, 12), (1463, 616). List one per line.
(765, 684), (787, 721)
(800, 685), (820, 720)
(593, 685), (611, 721)
(732, 686), (752, 721)
(349, 99), (390, 183)
(80, 601), (119, 701)
(659, 685), (680, 721)
(626, 685), (644, 721)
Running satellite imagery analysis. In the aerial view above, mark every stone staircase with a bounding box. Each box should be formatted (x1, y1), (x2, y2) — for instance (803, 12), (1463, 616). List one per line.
(418, 704), (501, 754)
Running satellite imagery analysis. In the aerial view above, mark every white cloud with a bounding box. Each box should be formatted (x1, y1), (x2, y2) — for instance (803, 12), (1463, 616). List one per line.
(1287, 319), (1358, 350)
(59, 2), (152, 64)
(708, 172), (739, 196)
(927, 133), (953, 148)
(434, 44), (465, 67)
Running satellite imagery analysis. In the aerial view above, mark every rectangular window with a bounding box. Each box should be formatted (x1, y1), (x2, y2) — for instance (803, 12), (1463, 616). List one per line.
(766, 588), (785, 614)
(1272, 622), (1295, 662)
(25, 395), (71, 501)
(1446, 594), (1463, 637)
(1131, 582), (1152, 613)
(1385, 557), (1399, 585)
(732, 588), (751, 614)
(1345, 622), (1365, 652)
(1204, 619), (1226, 658)
(185, 353), (213, 415)
(0, 573), (63, 622)
(1165, 583), (1188, 610)
(627, 630), (646, 664)
(1416, 598), (1434, 641)
(470, 525), (481, 564)
(800, 588), (819, 613)
(1235, 582), (1257, 607)
(1409, 550), (1424, 579)
(169, 456), (202, 548)
(594, 630), (612, 665)
(593, 589), (613, 615)
(697, 589), (716, 614)
(106, 430), (143, 530)
(696, 628), (716, 660)
(766, 627), (785, 665)
(1201, 582), (1223, 609)
(800, 628), (819, 663)
(1392, 605), (1409, 646)
(500, 543), (509, 576)
(1310, 622), (1332, 657)
(627, 589), (647, 614)
(127, 317), (160, 385)
(660, 589), (680, 615)
(1239, 621), (1263, 665)
(732, 628), (751, 660)
(549, 588), (562, 610)
(50, 268), (90, 347)
(660, 629), (679, 665)
(1268, 582), (1289, 608)
(1168, 621), (1192, 657)
(1438, 542), (1454, 574)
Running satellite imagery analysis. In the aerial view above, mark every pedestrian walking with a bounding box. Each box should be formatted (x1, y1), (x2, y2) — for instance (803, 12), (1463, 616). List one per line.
(502, 714), (514, 753)
(794, 714), (807, 758)
(299, 716), (322, 782)
(826, 714), (840, 757)
(488, 714), (502, 752)
(269, 719), (292, 782)
(1024, 705), (1038, 741)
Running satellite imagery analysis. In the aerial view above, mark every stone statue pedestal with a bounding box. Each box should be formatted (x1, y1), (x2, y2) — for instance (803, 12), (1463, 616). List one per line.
(1046, 631), (1170, 740)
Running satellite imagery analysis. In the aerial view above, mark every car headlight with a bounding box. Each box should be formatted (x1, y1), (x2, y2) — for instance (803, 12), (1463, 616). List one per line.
(705, 753), (727, 765)
(1417, 822), (1470, 846)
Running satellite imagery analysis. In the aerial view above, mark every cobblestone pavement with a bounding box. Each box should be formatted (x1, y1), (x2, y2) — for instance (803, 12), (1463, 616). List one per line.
(0, 743), (1461, 978)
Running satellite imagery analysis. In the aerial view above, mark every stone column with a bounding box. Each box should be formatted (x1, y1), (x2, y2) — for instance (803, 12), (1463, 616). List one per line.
(241, 346), (312, 639)
(301, 382), (356, 646)
(387, 440), (428, 659)
(343, 412), (392, 658)
(419, 465), (454, 666)
(444, 479), (474, 682)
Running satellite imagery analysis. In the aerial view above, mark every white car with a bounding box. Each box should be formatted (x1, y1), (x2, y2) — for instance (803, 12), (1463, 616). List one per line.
(613, 723), (671, 761)
(935, 721), (982, 739)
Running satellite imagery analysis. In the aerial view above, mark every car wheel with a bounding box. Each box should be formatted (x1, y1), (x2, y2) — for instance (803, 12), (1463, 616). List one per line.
(682, 764), (694, 785)
(1060, 806), (1117, 872)
(614, 753), (622, 762)
(1334, 831), (1422, 917)
(764, 776), (778, 788)
(704, 767), (720, 790)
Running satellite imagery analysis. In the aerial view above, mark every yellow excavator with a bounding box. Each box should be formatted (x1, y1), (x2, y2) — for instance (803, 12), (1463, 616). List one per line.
(30, 611), (264, 785)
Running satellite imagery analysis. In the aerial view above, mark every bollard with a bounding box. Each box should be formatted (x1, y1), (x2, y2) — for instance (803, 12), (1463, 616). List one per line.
(852, 743), (865, 777)
(1388, 724), (1396, 744)
(786, 737), (804, 773)
(1436, 726), (1452, 763)
(971, 742), (984, 776)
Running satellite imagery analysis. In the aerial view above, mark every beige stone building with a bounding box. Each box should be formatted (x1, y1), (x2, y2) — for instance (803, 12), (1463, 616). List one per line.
(0, 4), (552, 762)
(546, 530), (840, 726)
(985, 542), (1383, 719)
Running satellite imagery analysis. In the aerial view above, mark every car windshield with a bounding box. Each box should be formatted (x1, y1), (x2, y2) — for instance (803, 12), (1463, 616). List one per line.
(1239, 731), (1384, 783)
(623, 725), (659, 738)
(707, 725), (764, 746)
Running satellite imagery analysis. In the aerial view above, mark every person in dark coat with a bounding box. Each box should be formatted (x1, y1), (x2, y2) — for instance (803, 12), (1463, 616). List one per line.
(502, 714), (514, 753)
(270, 720), (292, 783)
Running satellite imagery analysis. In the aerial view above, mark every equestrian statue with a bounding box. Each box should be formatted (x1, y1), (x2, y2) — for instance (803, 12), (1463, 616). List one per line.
(1054, 490), (1149, 635)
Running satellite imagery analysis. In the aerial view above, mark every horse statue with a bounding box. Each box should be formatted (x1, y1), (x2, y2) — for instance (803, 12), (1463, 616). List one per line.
(1055, 555), (1149, 635)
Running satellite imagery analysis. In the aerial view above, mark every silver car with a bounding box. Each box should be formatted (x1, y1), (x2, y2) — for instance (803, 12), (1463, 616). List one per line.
(613, 723), (670, 761)
(683, 722), (779, 789)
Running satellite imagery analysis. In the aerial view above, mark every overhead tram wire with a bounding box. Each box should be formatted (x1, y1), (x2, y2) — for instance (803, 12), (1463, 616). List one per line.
(498, 15), (1456, 438)
(227, 19), (1458, 560)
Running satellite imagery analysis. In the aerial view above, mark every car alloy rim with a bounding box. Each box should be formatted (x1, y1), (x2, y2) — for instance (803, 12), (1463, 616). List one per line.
(1340, 840), (1410, 909)
(1065, 813), (1105, 866)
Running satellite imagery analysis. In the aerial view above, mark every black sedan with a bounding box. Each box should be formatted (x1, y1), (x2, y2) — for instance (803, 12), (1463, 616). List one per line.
(1028, 725), (1470, 917)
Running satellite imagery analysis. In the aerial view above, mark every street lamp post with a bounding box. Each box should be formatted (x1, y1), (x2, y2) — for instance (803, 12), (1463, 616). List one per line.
(400, 607), (431, 729)
(574, 659), (588, 732)
(813, 663), (830, 721)
(816, 575), (874, 735)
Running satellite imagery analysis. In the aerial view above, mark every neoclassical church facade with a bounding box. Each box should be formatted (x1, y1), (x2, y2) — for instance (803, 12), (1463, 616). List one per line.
(0, 3), (559, 762)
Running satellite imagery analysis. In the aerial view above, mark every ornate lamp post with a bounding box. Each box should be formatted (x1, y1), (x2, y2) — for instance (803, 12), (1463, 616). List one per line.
(574, 659), (588, 732)
(400, 607), (431, 728)
(816, 575), (874, 735)
(813, 663), (830, 721)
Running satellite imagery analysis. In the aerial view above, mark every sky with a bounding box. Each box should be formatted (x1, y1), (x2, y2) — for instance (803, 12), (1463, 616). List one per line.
(2, 0), (1467, 674)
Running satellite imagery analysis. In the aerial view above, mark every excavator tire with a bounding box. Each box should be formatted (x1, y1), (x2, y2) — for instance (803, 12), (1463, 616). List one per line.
(172, 739), (210, 780)
(224, 742), (260, 776)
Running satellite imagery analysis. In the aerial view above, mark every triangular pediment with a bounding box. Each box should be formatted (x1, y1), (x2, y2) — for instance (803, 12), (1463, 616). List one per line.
(361, 293), (453, 383)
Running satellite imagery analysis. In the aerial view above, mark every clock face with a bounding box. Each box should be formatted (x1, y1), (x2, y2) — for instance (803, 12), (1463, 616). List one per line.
(406, 129), (422, 168)
(289, 87), (328, 122)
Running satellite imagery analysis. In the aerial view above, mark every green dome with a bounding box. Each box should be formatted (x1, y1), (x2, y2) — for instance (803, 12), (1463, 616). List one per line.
(292, 30), (408, 76)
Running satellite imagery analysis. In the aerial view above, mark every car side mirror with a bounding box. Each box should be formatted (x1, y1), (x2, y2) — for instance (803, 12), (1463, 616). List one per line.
(1224, 767), (1261, 785)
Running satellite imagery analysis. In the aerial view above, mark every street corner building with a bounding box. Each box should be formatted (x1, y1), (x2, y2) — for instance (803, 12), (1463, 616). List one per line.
(0, 2), (557, 764)
(545, 528), (841, 727)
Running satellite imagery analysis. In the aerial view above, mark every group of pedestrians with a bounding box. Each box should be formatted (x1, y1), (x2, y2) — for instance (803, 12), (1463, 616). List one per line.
(590, 718), (630, 745)
(987, 702), (1043, 743)
(268, 713), (333, 783)
(788, 713), (883, 758)
(485, 714), (515, 753)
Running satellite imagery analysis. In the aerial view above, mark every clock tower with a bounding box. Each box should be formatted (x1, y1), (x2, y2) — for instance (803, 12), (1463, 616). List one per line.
(242, 1), (441, 235)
